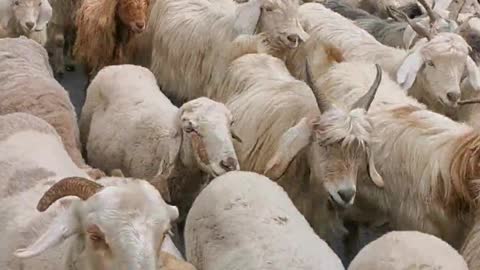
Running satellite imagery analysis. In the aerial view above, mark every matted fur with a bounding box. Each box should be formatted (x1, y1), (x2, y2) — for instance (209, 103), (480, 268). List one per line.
(73, 0), (150, 78)
(0, 37), (103, 179)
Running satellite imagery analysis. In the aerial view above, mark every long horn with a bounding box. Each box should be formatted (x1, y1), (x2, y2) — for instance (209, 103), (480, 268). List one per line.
(449, 0), (466, 21)
(351, 64), (382, 111)
(37, 177), (103, 212)
(458, 98), (480, 105)
(386, 6), (433, 40)
(305, 60), (332, 113)
(418, 0), (440, 25)
(455, 14), (477, 34)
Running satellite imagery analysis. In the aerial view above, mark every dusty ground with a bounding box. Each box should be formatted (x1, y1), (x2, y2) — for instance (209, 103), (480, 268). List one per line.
(58, 66), (384, 268)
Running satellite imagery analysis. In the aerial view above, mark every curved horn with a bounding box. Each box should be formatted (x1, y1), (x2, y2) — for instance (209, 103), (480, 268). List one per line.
(37, 177), (103, 212)
(305, 60), (332, 113)
(351, 64), (382, 111)
(418, 0), (440, 25)
(386, 6), (433, 40)
(458, 98), (480, 105)
(455, 15), (477, 34)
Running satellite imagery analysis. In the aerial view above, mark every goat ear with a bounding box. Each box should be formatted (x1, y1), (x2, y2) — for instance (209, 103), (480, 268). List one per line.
(367, 147), (384, 187)
(465, 56), (480, 91)
(166, 204), (179, 222)
(36, 0), (52, 31)
(397, 49), (424, 90)
(234, 0), (262, 35)
(402, 25), (417, 49)
(264, 117), (313, 180)
(14, 203), (80, 258)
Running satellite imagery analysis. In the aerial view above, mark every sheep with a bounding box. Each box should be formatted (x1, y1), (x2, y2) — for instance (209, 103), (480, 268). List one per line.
(185, 171), (344, 270)
(349, 231), (469, 270)
(294, 2), (480, 118)
(206, 51), (384, 242)
(73, 0), (151, 79)
(45, 0), (83, 78)
(312, 60), (480, 268)
(0, 0), (52, 45)
(79, 64), (240, 224)
(147, 0), (309, 104)
(0, 37), (103, 179)
(0, 112), (186, 270)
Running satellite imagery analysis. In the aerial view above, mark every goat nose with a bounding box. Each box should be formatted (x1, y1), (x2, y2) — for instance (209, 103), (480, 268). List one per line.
(446, 91), (460, 103)
(25, 22), (34, 30)
(220, 157), (238, 172)
(136, 21), (145, 29)
(287, 34), (300, 44)
(337, 188), (355, 204)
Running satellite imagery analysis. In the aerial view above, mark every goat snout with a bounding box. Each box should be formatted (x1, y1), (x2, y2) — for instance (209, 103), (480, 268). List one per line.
(135, 21), (145, 30)
(446, 91), (460, 103)
(337, 188), (355, 205)
(220, 157), (238, 172)
(25, 22), (35, 30)
(286, 34), (300, 48)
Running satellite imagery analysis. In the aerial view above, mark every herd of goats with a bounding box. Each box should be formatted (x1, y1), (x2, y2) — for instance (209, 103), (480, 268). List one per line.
(4, 0), (480, 269)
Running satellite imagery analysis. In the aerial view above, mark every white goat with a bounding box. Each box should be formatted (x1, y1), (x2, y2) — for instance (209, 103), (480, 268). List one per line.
(148, 0), (309, 104)
(349, 231), (469, 270)
(0, 112), (182, 270)
(315, 60), (480, 269)
(209, 52), (383, 241)
(0, 37), (103, 179)
(80, 64), (240, 222)
(185, 171), (345, 270)
(295, 3), (480, 116)
(0, 0), (52, 45)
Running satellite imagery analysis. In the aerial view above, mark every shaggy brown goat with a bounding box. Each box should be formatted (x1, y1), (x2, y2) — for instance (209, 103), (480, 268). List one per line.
(73, 0), (150, 79)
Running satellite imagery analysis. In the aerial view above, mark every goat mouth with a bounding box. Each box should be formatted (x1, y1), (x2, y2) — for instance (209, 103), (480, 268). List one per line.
(328, 194), (349, 209)
(438, 97), (457, 108)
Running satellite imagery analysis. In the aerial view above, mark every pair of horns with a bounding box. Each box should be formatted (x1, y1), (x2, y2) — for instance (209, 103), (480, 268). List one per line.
(305, 61), (382, 113)
(37, 177), (103, 212)
(387, 0), (441, 41)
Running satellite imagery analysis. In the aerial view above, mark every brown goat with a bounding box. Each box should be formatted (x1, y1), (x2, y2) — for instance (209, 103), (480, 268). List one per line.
(73, 0), (150, 79)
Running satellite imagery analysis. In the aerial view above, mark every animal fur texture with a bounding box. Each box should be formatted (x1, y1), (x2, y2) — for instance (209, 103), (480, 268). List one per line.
(350, 231), (469, 270)
(296, 3), (480, 117)
(316, 60), (480, 269)
(0, 37), (102, 178)
(147, 0), (308, 104)
(0, 112), (182, 270)
(209, 52), (383, 242)
(0, 0), (52, 45)
(73, 0), (151, 79)
(185, 171), (344, 270)
(324, 0), (457, 49)
(79, 64), (239, 223)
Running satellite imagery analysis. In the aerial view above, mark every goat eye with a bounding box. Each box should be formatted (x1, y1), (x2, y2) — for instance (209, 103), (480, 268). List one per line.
(14, 1), (19, 5)
(426, 60), (435, 68)
(262, 6), (273, 12)
(38, 2), (41, 6)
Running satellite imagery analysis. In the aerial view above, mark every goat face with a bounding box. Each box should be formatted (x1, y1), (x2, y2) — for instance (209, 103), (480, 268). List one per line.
(180, 97), (240, 178)
(15, 178), (179, 270)
(257, 0), (309, 50)
(117, 0), (150, 33)
(12, 0), (41, 33)
(398, 33), (479, 110)
(308, 108), (374, 208)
